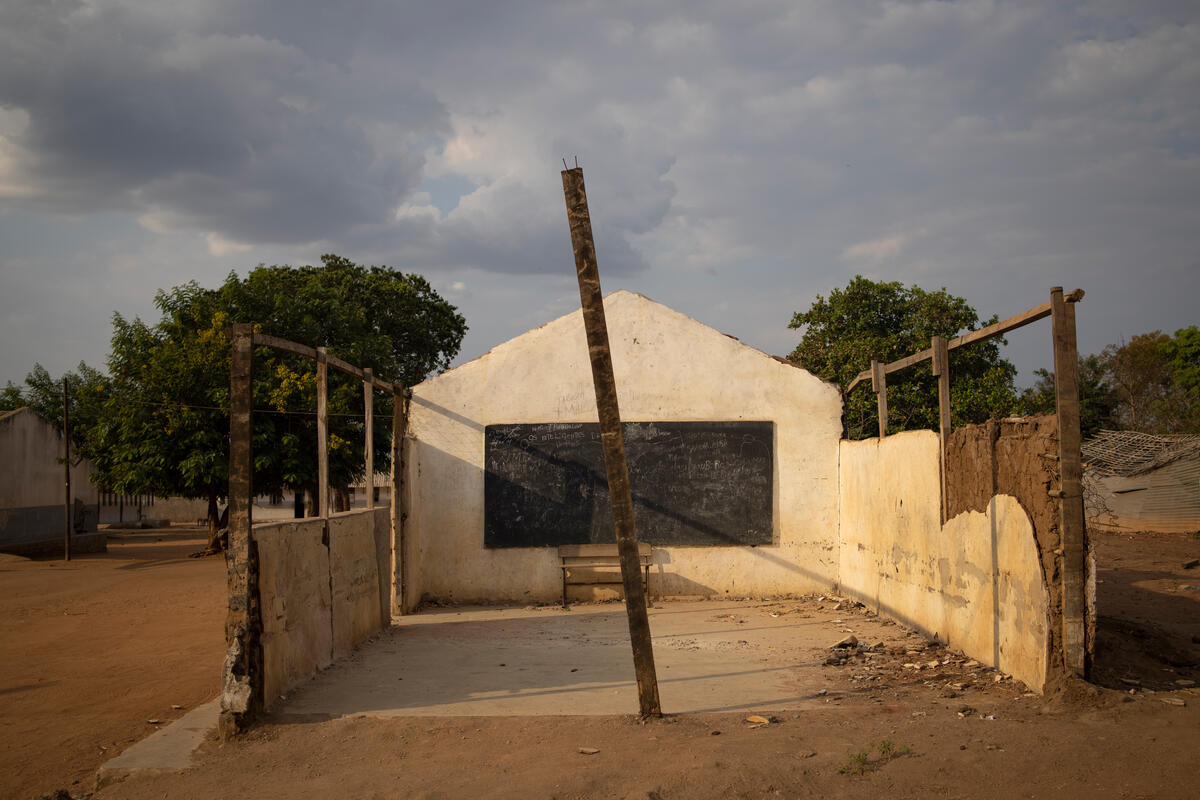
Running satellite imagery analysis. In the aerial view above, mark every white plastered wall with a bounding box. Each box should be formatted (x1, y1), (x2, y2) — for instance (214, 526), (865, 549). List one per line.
(404, 290), (843, 607)
(838, 432), (1049, 690)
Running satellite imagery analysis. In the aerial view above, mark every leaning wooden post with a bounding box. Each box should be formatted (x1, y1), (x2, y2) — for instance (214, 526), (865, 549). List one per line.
(220, 322), (260, 737)
(390, 388), (409, 616)
(932, 336), (951, 522)
(1051, 287), (1088, 676)
(62, 377), (71, 561)
(561, 165), (662, 718)
(363, 368), (374, 510)
(870, 359), (888, 438)
(317, 347), (329, 520)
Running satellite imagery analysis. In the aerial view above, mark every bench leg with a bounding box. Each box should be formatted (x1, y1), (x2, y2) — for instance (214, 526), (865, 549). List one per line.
(644, 565), (652, 608)
(562, 573), (568, 609)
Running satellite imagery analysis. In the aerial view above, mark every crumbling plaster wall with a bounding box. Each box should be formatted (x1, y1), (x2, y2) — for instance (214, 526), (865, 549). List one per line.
(404, 290), (843, 608)
(256, 508), (390, 707)
(945, 415), (1095, 678)
(838, 430), (1050, 690)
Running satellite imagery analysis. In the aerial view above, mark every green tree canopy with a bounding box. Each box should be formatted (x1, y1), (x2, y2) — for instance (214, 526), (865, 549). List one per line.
(84, 255), (467, 548)
(788, 276), (1019, 439)
(1018, 354), (1120, 439)
(1099, 327), (1200, 434)
(1, 362), (107, 450)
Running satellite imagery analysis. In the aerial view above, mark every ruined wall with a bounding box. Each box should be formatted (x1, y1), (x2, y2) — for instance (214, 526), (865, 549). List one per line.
(255, 508), (390, 708)
(838, 430), (1050, 690)
(405, 290), (843, 608)
(945, 416), (1078, 675)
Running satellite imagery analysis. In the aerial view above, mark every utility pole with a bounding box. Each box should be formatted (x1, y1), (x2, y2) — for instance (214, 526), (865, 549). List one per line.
(63, 377), (71, 562)
(561, 164), (662, 717)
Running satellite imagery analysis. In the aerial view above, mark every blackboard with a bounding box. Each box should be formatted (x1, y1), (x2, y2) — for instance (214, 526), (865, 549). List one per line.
(484, 421), (773, 548)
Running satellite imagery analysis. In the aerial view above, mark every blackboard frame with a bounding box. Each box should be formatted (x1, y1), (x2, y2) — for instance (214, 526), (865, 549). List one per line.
(483, 421), (774, 548)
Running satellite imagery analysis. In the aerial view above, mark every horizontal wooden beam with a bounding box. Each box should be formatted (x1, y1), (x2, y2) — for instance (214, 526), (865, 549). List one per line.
(250, 332), (404, 395)
(844, 288), (1084, 393)
(252, 332), (316, 360)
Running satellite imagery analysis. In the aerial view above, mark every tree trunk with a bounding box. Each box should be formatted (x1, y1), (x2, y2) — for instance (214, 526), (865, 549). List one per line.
(206, 488), (225, 552)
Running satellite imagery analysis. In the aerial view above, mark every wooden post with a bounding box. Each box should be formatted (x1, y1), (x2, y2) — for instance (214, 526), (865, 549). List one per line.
(390, 389), (408, 616)
(932, 336), (951, 522)
(62, 377), (71, 561)
(562, 166), (662, 718)
(1051, 287), (1088, 676)
(871, 359), (888, 438)
(220, 322), (260, 737)
(363, 368), (374, 510)
(317, 347), (329, 521)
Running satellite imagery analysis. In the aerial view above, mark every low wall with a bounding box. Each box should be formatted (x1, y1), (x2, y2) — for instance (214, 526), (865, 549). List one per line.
(255, 507), (390, 707)
(0, 530), (107, 558)
(838, 431), (1050, 690)
(0, 502), (98, 552)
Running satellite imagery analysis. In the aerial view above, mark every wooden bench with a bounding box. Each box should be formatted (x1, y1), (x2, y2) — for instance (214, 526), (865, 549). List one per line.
(558, 544), (653, 608)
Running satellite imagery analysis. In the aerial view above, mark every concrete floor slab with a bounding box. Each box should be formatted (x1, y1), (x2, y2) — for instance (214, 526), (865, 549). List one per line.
(96, 699), (220, 788)
(278, 599), (880, 718)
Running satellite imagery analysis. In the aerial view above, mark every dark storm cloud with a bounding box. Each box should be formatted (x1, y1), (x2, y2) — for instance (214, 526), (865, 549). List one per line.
(0, 0), (445, 242)
(1, 0), (1199, 385)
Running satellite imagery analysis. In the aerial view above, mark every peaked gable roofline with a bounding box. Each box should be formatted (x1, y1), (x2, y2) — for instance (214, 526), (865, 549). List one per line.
(418, 289), (824, 390)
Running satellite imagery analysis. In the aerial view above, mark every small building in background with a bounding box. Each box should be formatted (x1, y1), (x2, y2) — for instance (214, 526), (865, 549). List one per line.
(1083, 430), (1200, 533)
(0, 407), (102, 556)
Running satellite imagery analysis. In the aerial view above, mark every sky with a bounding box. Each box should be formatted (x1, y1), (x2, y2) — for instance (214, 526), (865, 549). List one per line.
(2, 0), (1198, 390)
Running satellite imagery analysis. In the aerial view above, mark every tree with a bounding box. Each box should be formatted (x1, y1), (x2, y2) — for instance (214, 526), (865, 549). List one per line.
(1096, 329), (1197, 434)
(1, 362), (108, 450)
(1102, 332), (1171, 432)
(87, 255), (467, 550)
(788, 276), (1019, 439)
(1159, 326), (1200, 432)
(1018, 354), (1120, 439)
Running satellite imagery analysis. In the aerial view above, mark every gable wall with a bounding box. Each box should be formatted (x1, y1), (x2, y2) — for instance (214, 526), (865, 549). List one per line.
(403, 292), (843, 607)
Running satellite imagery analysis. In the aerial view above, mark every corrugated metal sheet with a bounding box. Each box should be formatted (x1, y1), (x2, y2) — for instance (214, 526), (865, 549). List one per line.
(1086, 457), (1200, 533)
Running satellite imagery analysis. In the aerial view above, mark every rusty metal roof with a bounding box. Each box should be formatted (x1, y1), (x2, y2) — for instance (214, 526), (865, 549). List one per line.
(1082, 429), (1200, 477)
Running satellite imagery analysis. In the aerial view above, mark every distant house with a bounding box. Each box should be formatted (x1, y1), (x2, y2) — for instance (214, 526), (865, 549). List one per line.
(1082, 430), (1200, 533)
(0, 407), (102, 556)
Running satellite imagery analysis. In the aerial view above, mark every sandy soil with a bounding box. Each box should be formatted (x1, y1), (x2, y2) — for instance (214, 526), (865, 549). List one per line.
(0, 529), (226, 800)
(3, 526), (1198, 800)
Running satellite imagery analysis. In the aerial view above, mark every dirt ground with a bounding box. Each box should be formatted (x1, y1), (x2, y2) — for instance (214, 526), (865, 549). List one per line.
(3, 526), (1199, 800)
(0, 529), (226, 800)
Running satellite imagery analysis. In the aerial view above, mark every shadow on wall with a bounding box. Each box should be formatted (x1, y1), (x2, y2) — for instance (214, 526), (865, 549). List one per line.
(410, 435), (835, 607)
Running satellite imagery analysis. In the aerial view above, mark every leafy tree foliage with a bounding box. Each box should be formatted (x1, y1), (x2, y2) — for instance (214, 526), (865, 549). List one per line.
(1020, 326), (1198, 437)
(1018, 354), (1120, 439)
(1100, 327), (1199, 434)
(1158, 325), (1200, 430)
(1103, 332), (1173, 432)
(788, 276), (1019, 439)
(1, 362), (107, 450)
(84, 255), (466, 549)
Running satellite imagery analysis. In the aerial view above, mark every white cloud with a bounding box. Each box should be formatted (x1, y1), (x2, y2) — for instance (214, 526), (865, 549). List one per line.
(842, 233), (909, 264)
(2, 0), (1200, 386)
(205, 232), (254, 257)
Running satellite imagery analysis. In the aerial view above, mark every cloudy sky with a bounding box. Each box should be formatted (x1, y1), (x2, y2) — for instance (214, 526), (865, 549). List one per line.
(2, 0), (1197, 389)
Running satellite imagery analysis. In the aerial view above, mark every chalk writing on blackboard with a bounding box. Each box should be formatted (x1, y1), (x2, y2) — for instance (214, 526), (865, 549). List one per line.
(484, 421), (773, 548)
